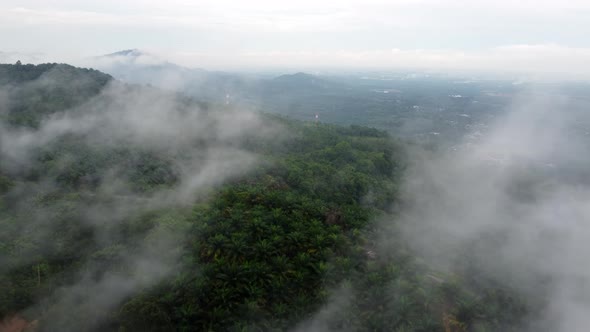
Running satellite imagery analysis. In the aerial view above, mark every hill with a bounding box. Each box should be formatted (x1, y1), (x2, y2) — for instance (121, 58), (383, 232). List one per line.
(0, 62), (112, 127)
(0, 63), (530, 331)
(271, 72), (333, 88)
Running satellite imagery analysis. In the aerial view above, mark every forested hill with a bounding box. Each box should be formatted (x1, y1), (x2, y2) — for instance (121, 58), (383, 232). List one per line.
(0, 62), (112, 127)
(0, 62), (111, 85)
(0, 64), (528, 331)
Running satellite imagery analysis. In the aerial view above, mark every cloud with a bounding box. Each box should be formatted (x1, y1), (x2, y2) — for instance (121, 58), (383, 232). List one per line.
(1, 0), (589, 77)
(2, 0), (588, 31)
(395, 86), (590, 331)
(168, 44), (590, 79)
(0, 67), (283, 329)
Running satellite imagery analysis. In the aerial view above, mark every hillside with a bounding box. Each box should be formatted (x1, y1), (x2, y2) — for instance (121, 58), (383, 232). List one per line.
(0, 62), (112, 127)
(0, 64), (530, 331)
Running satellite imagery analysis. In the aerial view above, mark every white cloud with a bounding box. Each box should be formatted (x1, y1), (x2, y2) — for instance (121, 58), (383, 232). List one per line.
(1, 0), (588, 32)
(1, 0), (589, 77)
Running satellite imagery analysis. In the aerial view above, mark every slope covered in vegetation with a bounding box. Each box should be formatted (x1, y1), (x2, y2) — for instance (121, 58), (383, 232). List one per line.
(0, 62), (112, 127)
(0, 63), (529, 331)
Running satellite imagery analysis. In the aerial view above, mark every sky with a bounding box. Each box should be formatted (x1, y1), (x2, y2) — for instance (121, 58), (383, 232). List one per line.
(1, 0), (590, 77)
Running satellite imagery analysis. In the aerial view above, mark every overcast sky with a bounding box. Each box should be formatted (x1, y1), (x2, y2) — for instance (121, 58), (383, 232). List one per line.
(1, 0), (590, 77)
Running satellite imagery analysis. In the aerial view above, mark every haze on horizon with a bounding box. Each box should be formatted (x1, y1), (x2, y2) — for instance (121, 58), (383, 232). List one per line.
(1, 0), (590, 78)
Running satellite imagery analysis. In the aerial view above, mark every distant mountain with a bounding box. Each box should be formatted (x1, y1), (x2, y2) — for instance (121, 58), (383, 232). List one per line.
(99, 49), (193, 73)
(89, 50), (350, 108)
(91, 49), (192, 85)
(89, 49), (252, 101)
(103, 49), (144, 57)
(272, 72), (333, 88)
(274, 72), (319, 83)
(258, 72), (346, 95)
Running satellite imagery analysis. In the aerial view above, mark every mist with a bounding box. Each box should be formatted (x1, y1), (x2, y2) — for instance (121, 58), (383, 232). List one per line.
(395, 87), (590, 331)
(281, 83), (590, 331)
(0, 66), (282, 331)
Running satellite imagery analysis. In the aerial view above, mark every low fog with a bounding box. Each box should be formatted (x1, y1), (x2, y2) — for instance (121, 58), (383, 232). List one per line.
(396, 89), (590, 331)
(0, 67), (281, 330)
(288, 86), (590, 332)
